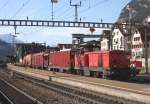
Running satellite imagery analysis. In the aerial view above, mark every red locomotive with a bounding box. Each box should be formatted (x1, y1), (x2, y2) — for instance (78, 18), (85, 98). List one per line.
(22, 49), (131, 80)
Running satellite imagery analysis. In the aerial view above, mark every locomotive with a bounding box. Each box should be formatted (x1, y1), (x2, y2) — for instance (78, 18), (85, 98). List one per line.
(22, 49), (132, 80)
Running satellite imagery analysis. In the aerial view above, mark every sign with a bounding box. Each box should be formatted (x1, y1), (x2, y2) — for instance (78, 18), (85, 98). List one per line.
(51, 0), (58, 3)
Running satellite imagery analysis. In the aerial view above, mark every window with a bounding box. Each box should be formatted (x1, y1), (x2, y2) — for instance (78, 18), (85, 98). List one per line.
(117, 32), (119, 35)
(114, 46), (116, 50)
(114, 39), (115, 43)
(134, 38), (136, 41)
(132, 45), (142, 49)
(120, 37), (123, 45)
(134, 37), (140, 41)
(116, 38), (118, 42)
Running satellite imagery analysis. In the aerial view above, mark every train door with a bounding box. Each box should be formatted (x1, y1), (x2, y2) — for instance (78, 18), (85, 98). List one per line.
(70, 50), (76, 73)
(44, 53), (49, 69)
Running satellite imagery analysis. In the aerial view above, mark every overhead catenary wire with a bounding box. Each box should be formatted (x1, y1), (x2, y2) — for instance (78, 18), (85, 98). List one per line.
(0, 0), (10, 12)
(80, 0), (109, 14)
(55, 5), (73, 19)
(56, 0), (87, 20)
(10, 0), (31, 19)
(53, 0), (68, 13)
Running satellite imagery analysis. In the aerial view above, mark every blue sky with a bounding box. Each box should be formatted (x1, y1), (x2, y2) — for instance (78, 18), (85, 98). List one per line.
(0, 0), (131, 46)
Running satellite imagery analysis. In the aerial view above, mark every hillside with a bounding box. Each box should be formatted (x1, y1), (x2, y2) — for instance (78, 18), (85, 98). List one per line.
(118, 0), (150, 23)
(0, 40), (15, 61)
(0, 34), (22, 43)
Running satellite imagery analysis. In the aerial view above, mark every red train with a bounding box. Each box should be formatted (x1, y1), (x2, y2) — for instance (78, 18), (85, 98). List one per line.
(22, 49), (132, 80)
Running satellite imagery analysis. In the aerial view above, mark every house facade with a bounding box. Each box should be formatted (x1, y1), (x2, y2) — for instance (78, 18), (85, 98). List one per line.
(131, 27), (150, 59)
(131, 31), (143, 59)
(131, 26), (150, 68)
(112, 27), (131, 51)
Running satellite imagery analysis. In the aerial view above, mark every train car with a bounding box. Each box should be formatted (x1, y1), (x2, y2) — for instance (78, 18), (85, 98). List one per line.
(21, 49), (131, 80)
(43, 53), (49, 68)
(74, 50), (130, 80)
(32, 52), (45, 69)
(48, 50), (75, 72)
(22, 54), (32, 66)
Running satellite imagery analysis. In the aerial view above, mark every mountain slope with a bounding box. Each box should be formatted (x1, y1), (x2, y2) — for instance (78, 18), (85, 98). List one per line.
(0, 40), (15, 61)
(118, 0), (150, 23)
(0, 34), (22, 43)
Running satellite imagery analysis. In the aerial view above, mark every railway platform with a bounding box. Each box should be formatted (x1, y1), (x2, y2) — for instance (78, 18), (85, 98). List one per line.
(7, 64), (150, 104)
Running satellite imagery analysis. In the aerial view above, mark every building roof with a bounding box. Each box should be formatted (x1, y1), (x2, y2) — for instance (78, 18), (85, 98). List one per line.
(116, 26), (131, 36)
(112, 23), (132, 36)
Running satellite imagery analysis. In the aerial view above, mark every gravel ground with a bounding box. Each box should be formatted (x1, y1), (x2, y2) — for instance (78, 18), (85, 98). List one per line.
(0, 68), (86, 104)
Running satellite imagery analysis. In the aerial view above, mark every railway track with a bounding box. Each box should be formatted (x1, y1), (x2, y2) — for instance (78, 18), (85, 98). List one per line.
(13, 71), (139, 104)
(0, 77), (43, 104)
(1, 67), (145, 104)
(0, 90), (14, 104)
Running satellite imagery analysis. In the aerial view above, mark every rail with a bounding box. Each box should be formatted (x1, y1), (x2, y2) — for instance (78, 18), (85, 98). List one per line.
(0, 78), (43, 104)
(0, 90), (14, 104)
(13, 72), (139, 104)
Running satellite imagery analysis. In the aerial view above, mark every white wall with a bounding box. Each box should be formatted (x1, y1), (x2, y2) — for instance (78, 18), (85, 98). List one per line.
(112, 29), (124, 50)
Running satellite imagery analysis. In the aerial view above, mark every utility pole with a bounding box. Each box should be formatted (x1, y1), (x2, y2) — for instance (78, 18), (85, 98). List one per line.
(12, 26), (19, 55)
(10, 33), (17, 55)
(50, 0), (58, 21)
(51, 2), (54, 21)
(13, 26), (17, 52)
(70, 0), (81, 22)
(144, 26), (149, 74)
(127, 4), (132, 52)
